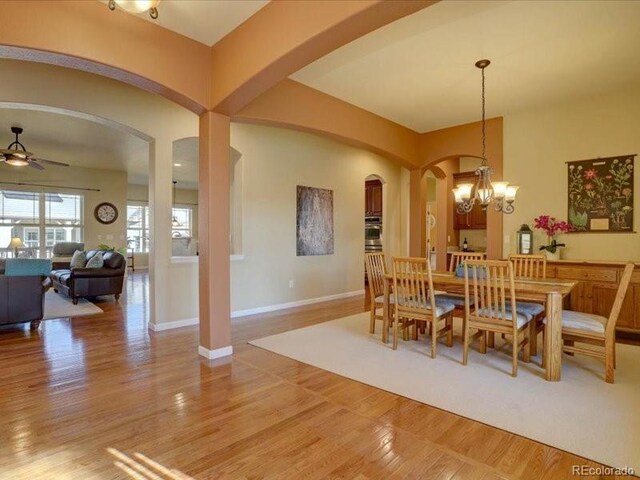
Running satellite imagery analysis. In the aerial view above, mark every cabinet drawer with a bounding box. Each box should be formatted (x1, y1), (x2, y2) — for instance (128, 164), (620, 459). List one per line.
(630, 271), (640, 285)
(545, 266), (557, 279)
(556, 266), (617, 283)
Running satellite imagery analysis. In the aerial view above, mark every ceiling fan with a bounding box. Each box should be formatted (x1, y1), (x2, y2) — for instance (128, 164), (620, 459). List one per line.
(0, 127), (70, 170)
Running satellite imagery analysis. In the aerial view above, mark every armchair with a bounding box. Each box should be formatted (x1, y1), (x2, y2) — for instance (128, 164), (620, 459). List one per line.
(0, 259), (52, 330)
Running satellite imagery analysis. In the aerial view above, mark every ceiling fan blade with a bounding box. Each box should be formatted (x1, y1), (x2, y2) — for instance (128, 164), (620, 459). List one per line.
(27, 160), (45, 171)
(31, 157), (70, 167)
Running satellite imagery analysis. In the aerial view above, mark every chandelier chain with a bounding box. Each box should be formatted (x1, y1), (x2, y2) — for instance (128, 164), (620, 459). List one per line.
(481, 64), (486, 166)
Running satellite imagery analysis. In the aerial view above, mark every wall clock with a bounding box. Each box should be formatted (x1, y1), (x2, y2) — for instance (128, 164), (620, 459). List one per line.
(94, 202), (118, 225)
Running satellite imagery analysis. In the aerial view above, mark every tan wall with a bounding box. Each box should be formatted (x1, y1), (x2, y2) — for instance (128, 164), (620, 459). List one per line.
(503, 86), (640, 261)
(0, 164), (127, 251)
(229, 123), (405, 312)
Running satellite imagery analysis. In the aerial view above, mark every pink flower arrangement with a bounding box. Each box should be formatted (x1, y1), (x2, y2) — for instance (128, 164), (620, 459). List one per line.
(533, 215), (572, 254)
(533, 215), (572, 238)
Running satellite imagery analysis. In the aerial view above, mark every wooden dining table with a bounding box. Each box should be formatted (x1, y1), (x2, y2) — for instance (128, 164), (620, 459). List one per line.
(382, 272), (577, 382)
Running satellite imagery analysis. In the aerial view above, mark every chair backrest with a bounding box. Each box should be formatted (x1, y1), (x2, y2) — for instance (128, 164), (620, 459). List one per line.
(508, 253), (547, 279)
(606, 263), (635, 337)
(464, 259), (518, 332)
(365, 252), (387, 298)
(449, 251), (485, 272)
(392, 256), (436, 313)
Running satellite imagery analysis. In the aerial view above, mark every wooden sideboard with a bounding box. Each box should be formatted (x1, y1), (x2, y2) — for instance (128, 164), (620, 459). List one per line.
(545, 260), (639, 334)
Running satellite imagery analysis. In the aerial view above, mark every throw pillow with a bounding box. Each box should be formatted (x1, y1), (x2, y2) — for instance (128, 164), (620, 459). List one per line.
(85, 251), (105, 269)
(70, 250), (87, 269)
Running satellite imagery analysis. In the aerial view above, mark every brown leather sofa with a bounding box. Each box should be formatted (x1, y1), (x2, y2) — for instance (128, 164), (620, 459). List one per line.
(50, 250), (126, 305)
(0, 260), (51, 330)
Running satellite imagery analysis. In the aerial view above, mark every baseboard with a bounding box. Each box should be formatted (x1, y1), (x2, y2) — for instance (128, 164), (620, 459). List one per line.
(148, 317), (198, 332)
(198, 345), (233, 359)
(147, 289), (365, 331)
(231, 289), (365, 319)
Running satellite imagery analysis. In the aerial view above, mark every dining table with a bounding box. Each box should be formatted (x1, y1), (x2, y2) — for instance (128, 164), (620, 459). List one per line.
(382, 271), (577, 382)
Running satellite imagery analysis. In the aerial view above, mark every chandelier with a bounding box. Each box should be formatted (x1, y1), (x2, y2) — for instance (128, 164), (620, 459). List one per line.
(171, 181), (182, 228)
(453, 60), (518, 215)
(108, 0), (160, 19)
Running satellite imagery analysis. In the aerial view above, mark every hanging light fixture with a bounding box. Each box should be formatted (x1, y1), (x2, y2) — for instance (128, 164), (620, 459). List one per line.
(171, 180), (182, 227)
(453, 60), (518, 214)
(108, 0), (160, 19)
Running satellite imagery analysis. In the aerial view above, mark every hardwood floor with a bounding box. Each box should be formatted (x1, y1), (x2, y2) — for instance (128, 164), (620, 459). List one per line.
(0, 272), (630, 479)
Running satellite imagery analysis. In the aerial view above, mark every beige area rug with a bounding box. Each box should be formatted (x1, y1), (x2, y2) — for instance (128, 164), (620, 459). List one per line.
(250, 312), (640, 470)
(43, 291), (103, 320)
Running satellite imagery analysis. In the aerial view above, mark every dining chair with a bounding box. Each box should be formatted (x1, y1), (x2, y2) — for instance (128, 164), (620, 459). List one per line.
(365, 252), (391, 335)
(392, 257), (455, 357)
(544, 263), (634, 383)
(507, 253), (547, 356)
(462, 259), (534, 377)
(508, 253), (547, 280)
(449, 251), (486, 272)
(435, 251), (487, 316)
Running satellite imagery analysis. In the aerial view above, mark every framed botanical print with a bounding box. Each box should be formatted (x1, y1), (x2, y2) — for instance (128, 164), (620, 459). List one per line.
(567, 155), (635, 232)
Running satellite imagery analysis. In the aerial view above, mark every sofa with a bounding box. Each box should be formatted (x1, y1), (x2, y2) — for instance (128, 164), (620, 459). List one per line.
(52, 242), (85, 269)
(0, 259), (52, 330)
(50, 250), (126, 305)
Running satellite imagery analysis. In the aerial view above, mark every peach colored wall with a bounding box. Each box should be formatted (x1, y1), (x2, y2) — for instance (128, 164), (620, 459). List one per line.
(0, 1), (211, 113)
(235, 80), (421, 168)
(417, 118), (504, 261)
(210, 0), (436, 114)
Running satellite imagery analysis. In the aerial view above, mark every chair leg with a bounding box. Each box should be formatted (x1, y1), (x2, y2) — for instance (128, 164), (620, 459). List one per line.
(605, 338), (615, 383)
(30, 320), (41, 330)
(431, 318), (437, 359)
(542, 326), (547, 369)
(393, 317), (399, 350)
(369, 306), (376, 334)
(413, 321), (419, 341)
(462, 319), (470, 366)
(479, 331), (487, 354)
(487, 332), (495, 348)
(446, 315), (453, 347)
(529, 322), (538, 356)
(613, 340), (617, 369)
(403, 321), (410, 342)
(512, 332), (518, 377)
(523, 328), (531, 363)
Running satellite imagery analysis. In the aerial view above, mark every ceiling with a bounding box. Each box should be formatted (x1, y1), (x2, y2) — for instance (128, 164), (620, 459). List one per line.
(112, 0), (269, 46)
(291, 0), (640, 133)
(0, 109), (199, 189)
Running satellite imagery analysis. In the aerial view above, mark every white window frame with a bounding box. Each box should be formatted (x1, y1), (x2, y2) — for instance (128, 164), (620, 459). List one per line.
(0, 189), (84, 258)
(127, 202), (150, 253)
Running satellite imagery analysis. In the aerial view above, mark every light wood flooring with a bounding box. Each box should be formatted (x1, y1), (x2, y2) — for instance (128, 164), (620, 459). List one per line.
(0, 272), (634, 479)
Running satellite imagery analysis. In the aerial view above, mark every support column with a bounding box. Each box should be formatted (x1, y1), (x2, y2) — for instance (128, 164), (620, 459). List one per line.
(198, 112), (232, 359)
(408, 169), (422, 257)
(148, 139), (173, 329)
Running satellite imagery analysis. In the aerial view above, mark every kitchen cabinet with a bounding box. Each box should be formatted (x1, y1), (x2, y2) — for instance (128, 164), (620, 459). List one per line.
(453, 171), (486, 230)
(546, 261), (639, 334)
(365, 180), (383, 216)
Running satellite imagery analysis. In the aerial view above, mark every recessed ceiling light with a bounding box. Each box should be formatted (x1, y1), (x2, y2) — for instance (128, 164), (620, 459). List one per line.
(173, 163), (182, 167)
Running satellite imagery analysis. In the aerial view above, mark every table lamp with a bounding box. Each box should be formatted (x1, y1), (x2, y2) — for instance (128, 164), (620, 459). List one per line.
(7, 237), (25, 257)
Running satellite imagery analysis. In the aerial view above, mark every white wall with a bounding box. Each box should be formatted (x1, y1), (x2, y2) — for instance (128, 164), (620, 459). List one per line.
(229, 123), (406, 312)
(503, 86), (640, 261)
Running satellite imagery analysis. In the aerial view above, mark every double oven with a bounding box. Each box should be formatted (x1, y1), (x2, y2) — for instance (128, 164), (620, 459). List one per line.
(365, 216), (383, 253)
